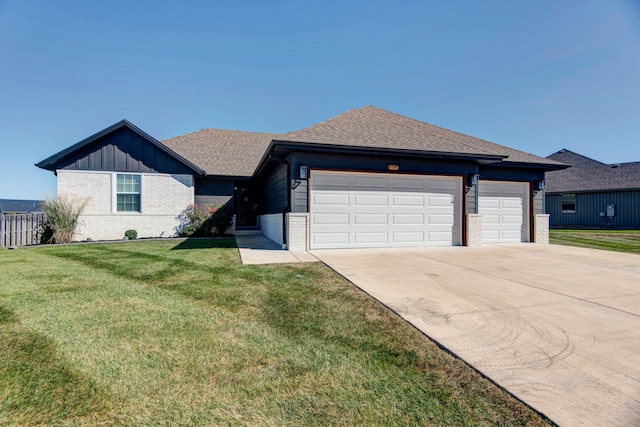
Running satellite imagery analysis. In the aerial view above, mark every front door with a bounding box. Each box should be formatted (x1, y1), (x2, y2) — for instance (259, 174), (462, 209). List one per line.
(235, 185), (257, 227)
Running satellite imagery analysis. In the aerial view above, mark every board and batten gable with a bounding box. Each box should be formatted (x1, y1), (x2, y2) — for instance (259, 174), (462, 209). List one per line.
(56, 126), (195, 175)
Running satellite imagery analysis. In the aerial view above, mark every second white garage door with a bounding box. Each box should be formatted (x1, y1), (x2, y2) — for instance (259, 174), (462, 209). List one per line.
(310, 171), (462, 249)
(478, 181), (529, 243)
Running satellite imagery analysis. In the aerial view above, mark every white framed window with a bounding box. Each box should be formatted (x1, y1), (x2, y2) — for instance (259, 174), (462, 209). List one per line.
(116, 174), (141, 212)
(561, 193), (576, 214)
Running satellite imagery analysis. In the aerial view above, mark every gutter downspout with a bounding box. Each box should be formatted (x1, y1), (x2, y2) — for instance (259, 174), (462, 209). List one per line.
(268, 154), (291, 248)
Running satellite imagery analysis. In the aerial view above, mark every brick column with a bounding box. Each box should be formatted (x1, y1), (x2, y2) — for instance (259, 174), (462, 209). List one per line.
(466, 214), (483, 247)
(534, 214), (550, 244)
(287, 213), (309, 251)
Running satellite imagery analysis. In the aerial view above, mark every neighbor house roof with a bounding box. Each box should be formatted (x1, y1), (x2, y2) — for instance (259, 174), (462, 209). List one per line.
(0, 199), (43, 213)
(162, 129), (283, 177)
(545, 149), (640, 193)
(279, 106), (564, 167)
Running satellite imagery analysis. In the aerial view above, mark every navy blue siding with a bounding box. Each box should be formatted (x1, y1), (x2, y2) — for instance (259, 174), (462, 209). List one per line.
(533, 190), (544, 215)
(260, 163), (288, 214)
(289, 152), (478, 180)
(58, 127), (193, 175)
(194, 178), (234, 207)
(546, 190), (640, 228)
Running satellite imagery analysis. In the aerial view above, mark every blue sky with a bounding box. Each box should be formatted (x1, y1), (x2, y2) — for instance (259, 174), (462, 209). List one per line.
(1, 0), (639, 200)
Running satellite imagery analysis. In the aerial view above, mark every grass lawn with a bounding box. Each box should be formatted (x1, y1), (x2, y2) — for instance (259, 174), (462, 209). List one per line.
(0, 239), (549, 426)
(550, 229), (640, 254)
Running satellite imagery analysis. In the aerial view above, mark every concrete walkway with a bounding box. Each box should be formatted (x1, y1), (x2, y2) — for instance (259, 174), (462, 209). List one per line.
(235, 233), (318, 265)
(312, 244), (640, 427)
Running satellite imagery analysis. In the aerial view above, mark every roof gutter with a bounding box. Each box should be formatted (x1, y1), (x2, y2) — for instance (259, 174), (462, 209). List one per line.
(270, 140), (509, 163)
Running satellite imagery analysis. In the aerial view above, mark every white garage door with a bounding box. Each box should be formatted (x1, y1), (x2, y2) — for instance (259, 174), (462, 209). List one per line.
(310, 171), (462, 249)
(478, 181), (529, 243)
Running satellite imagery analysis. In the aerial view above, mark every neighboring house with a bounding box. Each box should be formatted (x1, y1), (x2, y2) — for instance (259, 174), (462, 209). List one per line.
(0, 199), (43, 214)
(545, 149), (640, 229)
(36, 106), (566, 248)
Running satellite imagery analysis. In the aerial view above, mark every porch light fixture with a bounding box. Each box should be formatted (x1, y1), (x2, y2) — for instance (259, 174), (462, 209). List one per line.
(299, 165), (309, 180)
(536, 180), (545, 191)
(465, 173), (479, 193)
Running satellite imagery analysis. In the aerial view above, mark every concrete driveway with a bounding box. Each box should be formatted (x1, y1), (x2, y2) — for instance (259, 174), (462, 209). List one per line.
(312, 244), (640, 427)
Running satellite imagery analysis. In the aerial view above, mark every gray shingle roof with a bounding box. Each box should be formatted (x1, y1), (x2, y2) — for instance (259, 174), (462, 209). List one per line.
(160, 106), (564, 178)
(282, 106), (563, 166)
(162, 129), (283, 177)
(545, 149), (640, 193)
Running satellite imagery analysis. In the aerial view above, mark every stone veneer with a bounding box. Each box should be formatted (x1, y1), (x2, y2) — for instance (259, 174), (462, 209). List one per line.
(466, 214), (483, 247)
(534, 214), (550, 244)
(286, 212), (309, 251)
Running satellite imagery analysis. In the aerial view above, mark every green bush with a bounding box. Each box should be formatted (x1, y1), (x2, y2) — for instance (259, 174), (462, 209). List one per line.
(41, 196), (87, 244)
(177, 204), (234, 237)
(124, 229), (138, 240)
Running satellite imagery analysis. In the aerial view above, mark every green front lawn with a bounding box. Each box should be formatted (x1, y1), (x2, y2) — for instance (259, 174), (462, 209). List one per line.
(0, 239), (549, 426)
(550, 229), (640, 254)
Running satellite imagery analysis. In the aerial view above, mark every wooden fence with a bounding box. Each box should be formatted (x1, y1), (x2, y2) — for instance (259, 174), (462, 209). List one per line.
(0, 213), (47, 247)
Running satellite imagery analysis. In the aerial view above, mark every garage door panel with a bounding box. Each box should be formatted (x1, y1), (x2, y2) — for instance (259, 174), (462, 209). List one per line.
(500, 198), (523, 209)
(428, 178), (459, 191)
(313, 232), (350, 245)
(313, 192), (350, 206)
(354, 194), (388, 206)
(354, 232), (388, 244)
(392, 232), (424, 243)
(428, 195), (455, 206)
(354, 213), (388, 225)
(314, 174), (350, 188)
(392, 194), (425, 207)
(392, 213), (424, 225)
(310, 171), (461, 249)
(502, 214), (524, 224)
(429, 231), (454, 243)
(428, 214), (455, 224)
(392, 177), (425, 190)
(313, 213), (350, 225)
(354, 175), (388, 189)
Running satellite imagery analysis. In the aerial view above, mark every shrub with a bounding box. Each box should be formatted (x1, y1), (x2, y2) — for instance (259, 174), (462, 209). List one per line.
(41, 196), (88, 244)
(177, 204), (233, 237)
(124, 229), (138, 240)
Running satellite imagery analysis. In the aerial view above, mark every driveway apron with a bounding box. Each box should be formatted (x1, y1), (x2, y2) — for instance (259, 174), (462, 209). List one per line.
(312, 244), (640, 427)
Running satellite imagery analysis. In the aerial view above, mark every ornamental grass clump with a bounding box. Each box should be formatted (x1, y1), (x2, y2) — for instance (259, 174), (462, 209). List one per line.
(41, 196), (87, 244)
(177, 203), (234, 237)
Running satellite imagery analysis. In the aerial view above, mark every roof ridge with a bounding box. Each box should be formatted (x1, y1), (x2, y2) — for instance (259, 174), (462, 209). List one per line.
(164, 127), (282, 142)
(285, 106), (366, 135)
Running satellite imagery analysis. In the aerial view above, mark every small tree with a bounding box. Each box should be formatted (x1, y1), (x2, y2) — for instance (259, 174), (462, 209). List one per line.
(41, 196), (88, 244)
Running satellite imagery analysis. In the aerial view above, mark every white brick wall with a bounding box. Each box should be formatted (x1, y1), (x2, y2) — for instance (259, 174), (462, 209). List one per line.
(259, 213), (284, 245)
(466, 214), (483, 247)
(287, 213), (309, 251)
(57, 170), (194, 241)
(534, 214), (550, 244)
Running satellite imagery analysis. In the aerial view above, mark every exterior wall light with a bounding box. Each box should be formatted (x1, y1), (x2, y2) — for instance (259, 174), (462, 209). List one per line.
(537, 180), (545, 191)
(299, 165), (309, 180)
(465, 173), (479, 193)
